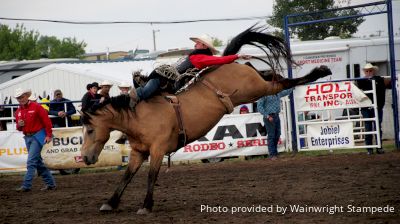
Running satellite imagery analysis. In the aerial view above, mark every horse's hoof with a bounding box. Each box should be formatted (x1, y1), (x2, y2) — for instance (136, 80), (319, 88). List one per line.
(100, 203), (113, 211)
(137, 208), (151, 215)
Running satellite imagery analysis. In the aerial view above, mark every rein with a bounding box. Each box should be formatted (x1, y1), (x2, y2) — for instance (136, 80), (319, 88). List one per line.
(201, 79), (236, 114)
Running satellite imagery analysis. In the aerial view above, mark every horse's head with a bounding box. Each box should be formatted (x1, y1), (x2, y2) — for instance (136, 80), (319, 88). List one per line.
(80, 110), (112, 165)
(79, 95), (132, 165)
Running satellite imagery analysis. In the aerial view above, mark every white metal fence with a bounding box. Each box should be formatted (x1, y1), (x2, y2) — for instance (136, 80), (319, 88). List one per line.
(293, 79), (381, 151)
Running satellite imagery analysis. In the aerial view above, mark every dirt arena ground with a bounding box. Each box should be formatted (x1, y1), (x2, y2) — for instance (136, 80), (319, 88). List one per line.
(1, 151), (400, 224)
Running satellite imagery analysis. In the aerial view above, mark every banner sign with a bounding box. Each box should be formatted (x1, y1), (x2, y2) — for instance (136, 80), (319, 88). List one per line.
(42, 128), (127, 169)
(307, 122), (354, 149)
(0, 131), (27, 172)
(0, 128), (127, 172)
(294, 81), (372, 111)
(295, 53), (343, 65)
(170, 113), (286, 161)
(0, 113), (286, 172)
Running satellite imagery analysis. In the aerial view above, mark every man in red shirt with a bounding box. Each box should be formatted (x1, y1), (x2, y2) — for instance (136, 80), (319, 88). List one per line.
(131, 34), (251, 104)
(14, 88), (56, 192)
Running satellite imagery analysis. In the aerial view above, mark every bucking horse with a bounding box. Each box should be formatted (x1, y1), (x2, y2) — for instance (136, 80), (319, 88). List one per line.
(80, 25), (332, 214)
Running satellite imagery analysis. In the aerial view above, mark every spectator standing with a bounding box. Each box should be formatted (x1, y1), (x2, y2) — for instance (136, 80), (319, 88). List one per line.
(239, 105), (249, 114)
(114, 82), (132, 145)
(81, 82), (99, 111)
(118, 82), (131, 95)
(14, 88), (56, 192)
(257, 88), (293, 160)
(98, 80), (113, 103)
(356, 63), (391, 155)
(48, 89), (76, 127)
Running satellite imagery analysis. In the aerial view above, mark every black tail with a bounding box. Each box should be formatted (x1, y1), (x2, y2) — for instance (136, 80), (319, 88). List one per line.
(222, 24), (294, 72)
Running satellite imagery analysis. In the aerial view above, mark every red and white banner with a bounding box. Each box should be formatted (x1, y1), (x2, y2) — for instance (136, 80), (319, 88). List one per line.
(307, 122), (354, 149)
(294, 81), (372, 111)
(170, 113), (286, 161)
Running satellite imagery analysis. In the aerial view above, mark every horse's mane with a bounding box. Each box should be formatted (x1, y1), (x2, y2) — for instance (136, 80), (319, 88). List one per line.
(82, 95), (131, 124)
(85, 94), (131, 115)
(222, 24), (295, 73)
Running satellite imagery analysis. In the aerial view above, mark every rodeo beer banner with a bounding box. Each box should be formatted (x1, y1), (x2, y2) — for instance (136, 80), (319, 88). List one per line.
(294, 81), (372, 111)
(0, 128), (129, 172)
(307, 122), (355, 149)
(41, 127), (129, 169)
(170, 113), (286, 161)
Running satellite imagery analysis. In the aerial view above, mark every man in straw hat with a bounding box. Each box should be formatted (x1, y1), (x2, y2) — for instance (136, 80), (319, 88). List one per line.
(98, 80), (113, 103)
(14, 88), (56, 192)
(356, 63), (391, 155)
(130, 34), (251, 107)
(118, 81), (131, 95)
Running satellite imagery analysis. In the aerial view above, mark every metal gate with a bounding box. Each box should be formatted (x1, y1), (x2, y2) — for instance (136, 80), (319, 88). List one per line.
(293, 79), (381, 151)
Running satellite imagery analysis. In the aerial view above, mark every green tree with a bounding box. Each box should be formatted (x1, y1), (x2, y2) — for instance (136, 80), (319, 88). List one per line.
(212, 37), (223, 47)
(37, 36), (60, 58)
(38, 36), (86, 58)
(0, 24), (86, 60)
(268, 0), (364, 40)
(0, 24), (40, 60)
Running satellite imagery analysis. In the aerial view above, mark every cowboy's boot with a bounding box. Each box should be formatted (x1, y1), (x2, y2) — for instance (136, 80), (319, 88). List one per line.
(129, 88), (139, 110)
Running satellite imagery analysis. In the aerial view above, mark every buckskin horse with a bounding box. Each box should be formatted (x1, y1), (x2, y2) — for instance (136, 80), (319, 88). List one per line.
(80, 25), (332, 214)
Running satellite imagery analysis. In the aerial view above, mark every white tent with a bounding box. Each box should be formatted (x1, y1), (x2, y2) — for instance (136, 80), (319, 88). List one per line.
(0, 60), (156, 105)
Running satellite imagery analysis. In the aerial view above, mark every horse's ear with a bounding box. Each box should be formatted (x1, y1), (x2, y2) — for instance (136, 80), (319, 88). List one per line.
(79, 110), (92, 125)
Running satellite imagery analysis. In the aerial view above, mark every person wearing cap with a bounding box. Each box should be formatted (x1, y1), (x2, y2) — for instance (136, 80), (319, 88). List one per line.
(131, 34), (251, 105)
(48, 89), (76, 128)
(14, 88), (56, 192)
(118, 82), (131, 95)
(239, 105), (250, 114)
(356, 63), (391, 155)
(81, 82), (100, 111)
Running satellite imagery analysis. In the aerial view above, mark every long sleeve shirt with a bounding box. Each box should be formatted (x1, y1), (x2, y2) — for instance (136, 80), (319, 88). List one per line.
(257, 88), (293, 116)
(15, 101), (53, 137)
(189, 54), (239, 69)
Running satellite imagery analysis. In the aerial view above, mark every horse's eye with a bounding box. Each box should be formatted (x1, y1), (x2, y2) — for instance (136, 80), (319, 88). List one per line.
(87, 129), (94, 134)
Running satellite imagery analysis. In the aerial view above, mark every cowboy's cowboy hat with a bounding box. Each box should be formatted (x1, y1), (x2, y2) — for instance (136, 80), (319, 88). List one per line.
(190, 34), (218, 54)
(14, 88), (32, 98)
(363, 63), (379, 72)
(28, 94), (37, 101)
(100, 80), (113, 87)
(118, 82), (131, 88)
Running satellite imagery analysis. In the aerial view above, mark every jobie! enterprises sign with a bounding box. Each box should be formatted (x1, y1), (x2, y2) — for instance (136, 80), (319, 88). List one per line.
(307, 122), (354, 149)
